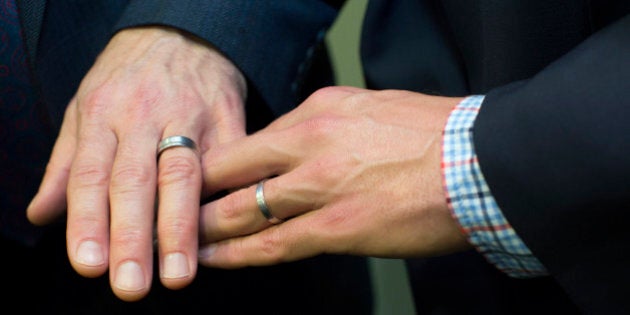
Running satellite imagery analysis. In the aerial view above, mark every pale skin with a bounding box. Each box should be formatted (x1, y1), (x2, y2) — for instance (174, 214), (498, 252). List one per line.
(26, 27), (471, 300)
(196, 86), (472, 268)
(26, 26), (247, 302)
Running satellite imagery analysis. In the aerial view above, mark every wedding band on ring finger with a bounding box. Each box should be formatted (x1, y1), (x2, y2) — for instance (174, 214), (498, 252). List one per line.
(157, 135), (198, 158)
(256, 179), (283, 224)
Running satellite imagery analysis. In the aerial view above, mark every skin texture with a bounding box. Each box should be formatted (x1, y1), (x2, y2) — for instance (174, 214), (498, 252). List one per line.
(197, 86), (471, 268)
(26, 28), (471, 301)
(26, 26), (247, 301)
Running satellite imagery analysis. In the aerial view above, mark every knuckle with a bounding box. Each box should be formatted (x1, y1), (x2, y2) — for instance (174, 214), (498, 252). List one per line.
(319, 206), (352, 229)
(310, 86), (346, 100)
(297, 115), (343, 140)
(258, 230), (286, 264)
(301, 86), (344, 110)
(80, 79), (165, 125)
(217, 194), (244, 221)
(110, 164), (154, 193)
(70, 163), (110, 189)
(158, 157), (198, 186)
(345, 90), (371, 107)
(128, 82), (163, 116)
(79, 84), (115, 119)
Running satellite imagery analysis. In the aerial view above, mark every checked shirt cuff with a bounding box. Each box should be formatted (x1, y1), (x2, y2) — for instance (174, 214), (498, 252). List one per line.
(442, 95), (548, 278)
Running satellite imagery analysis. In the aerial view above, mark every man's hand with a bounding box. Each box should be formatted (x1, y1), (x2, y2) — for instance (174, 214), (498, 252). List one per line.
(196, 86), (471, 268)
(27, 26), (247, 301)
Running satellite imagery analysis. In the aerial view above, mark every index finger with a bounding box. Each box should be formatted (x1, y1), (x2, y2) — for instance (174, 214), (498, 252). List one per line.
(27, 100), (79, 225)
(202, 129), (301, 194)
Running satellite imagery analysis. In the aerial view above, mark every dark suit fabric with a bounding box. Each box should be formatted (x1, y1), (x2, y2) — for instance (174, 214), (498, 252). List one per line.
(358, 0), (629, 314)
(5, 1), (372, 314)
(476, 16), (630, 314)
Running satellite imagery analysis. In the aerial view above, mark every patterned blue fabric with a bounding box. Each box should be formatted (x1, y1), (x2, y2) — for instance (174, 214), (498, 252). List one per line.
(0, 0), (54, 245)
(442, 95), (548, 278)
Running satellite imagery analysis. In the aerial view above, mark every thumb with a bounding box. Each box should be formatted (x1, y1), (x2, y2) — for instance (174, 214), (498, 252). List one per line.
(27, 99), (79, 225)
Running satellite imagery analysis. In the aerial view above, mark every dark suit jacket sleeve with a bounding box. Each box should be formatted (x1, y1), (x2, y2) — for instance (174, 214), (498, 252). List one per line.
(113, 0), (344, 116)
(473, 15), (630, 313)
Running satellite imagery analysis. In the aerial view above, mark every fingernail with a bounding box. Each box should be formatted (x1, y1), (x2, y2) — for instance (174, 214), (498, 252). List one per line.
(76, 240), (105, 267)
(162, 252), (190, 279)
(114, 261), (146, 292)
(198, 244), (217, 259)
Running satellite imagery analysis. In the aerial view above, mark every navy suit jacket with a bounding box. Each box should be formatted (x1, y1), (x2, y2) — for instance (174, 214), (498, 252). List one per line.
(18, 0), (630, 314)
(359, 1), (630, 314)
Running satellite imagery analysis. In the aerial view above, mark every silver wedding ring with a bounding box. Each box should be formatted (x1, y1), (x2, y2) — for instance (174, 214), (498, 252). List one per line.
(157, 135), (198, 158)
(256, 179), (283, 224)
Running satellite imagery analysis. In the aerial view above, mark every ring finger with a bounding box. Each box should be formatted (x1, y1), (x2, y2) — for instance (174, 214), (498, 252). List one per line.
(199, 171), (324, 244)
(156, 133), (202, 290)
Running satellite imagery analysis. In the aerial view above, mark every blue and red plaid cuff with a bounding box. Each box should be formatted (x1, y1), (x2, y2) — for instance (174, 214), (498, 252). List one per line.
(442, 95), (548, 278)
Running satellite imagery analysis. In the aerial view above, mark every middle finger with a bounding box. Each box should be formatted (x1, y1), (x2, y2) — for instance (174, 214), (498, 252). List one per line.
(108, 133), (158, 301)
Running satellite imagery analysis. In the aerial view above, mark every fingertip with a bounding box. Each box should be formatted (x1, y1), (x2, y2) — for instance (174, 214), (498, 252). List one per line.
(111, 260), (152, 302)
(112, 288), (151, 303)
(198, 243), (217, 262)
(26, 198), (58, 226)
(68, 239), (109, 278)
(25, 197), (45, 226)
(25, 188), (68, 226)
(198, 242), (246, 269)
(27, 153), (72, 225)
(159, 252), (197, 290)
